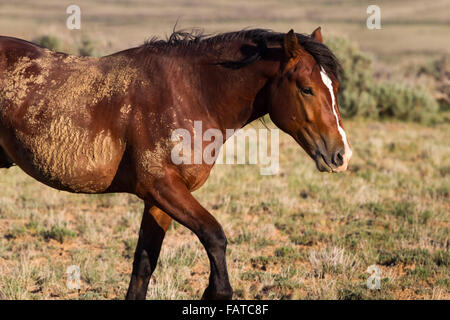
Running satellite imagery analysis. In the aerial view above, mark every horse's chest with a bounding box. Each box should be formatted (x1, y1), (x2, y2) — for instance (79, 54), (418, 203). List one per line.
(180, 164), (212, 191)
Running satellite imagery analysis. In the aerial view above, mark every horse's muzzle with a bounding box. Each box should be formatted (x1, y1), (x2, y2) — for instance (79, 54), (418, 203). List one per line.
(314, 147), (351, 173)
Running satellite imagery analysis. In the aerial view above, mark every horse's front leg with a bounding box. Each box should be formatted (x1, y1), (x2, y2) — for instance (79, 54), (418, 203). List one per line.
(147, 173), (233, 300)
(126, 203), (172, 300)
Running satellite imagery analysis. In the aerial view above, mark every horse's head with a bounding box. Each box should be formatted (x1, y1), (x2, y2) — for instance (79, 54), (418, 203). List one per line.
(268, 28), (352, 172)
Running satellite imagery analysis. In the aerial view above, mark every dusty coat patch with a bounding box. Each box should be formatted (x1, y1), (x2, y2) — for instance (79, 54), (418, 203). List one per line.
(0, 49), (136, 192)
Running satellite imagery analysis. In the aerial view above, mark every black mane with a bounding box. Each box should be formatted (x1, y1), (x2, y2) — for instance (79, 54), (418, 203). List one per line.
(141, 28), (341, 79)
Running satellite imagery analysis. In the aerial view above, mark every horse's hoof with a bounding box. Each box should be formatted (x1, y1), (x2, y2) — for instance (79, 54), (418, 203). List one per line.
(201, 286), (233, 300)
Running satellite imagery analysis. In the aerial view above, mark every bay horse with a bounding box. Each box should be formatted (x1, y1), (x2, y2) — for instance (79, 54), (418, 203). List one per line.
(0, 27), (352, 299)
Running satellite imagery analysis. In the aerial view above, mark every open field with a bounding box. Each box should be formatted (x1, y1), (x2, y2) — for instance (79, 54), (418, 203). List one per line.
(0, 0), (449, 65)
(0, 119), (448, 299)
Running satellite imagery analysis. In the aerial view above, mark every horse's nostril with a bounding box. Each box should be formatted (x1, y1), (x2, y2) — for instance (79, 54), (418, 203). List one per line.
(332, 150), (344, 167)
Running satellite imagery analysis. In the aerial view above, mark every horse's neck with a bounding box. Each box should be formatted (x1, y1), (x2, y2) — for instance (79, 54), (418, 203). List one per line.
(196, 58), (275, 132)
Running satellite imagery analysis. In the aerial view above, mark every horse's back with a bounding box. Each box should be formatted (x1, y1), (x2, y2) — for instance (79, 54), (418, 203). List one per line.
(0, 36), (45, 70)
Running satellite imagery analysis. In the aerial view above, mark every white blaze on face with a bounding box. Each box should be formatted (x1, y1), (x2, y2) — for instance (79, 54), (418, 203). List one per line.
(319, 67), (352, 171)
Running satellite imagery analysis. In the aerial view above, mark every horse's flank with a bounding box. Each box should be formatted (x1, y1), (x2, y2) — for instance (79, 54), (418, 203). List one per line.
(0, 37), (138, 192)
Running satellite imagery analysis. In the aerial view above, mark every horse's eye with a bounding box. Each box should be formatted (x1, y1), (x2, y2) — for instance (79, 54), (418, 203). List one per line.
(300, 87), (314, 95)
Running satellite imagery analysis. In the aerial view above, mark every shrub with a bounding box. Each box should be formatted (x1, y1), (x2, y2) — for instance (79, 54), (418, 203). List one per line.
(325, 36), (375, 118)
(325, 36), (439, 123)
(78, 36), (97, 57)
(417, 56), (450, 112)
(33, 34), (99, 57)
(32, 35), (62, 51)
(377, 248), (433, 266)
(371, 82), (438, 123)
(40, 225), (76, 243)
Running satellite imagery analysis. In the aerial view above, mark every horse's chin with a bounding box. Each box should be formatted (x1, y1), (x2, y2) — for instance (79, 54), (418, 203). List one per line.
(314, 153), (351, 173)
(314, 154), (333, 173)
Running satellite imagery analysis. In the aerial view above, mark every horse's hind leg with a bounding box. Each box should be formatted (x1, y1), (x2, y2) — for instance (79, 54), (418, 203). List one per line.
(0, 147), (14, 168)
(126, 203), (172, 300)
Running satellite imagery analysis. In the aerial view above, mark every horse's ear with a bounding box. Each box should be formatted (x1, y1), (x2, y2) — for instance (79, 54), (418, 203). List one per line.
(311, 26), (323, 43)
(284, 29), (300, 59)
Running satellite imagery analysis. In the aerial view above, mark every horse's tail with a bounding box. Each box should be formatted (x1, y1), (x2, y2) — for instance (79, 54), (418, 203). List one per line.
(0, 147), (13, 168)
(0, 38), (14, 168)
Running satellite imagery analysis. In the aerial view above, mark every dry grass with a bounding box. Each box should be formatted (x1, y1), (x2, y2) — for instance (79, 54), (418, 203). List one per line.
(0, 119), (448, 299)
